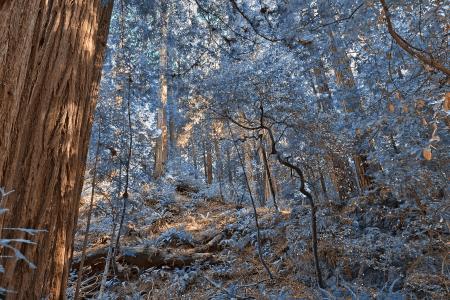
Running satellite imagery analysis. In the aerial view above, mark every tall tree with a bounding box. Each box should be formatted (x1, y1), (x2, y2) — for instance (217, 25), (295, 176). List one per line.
(0, 1), (113, 299)
(154, 0), (170, 179)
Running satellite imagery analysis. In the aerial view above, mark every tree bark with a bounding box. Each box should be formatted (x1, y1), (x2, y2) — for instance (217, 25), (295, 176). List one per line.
(0, 1), (113, 299)
(154, 0), (170, 179)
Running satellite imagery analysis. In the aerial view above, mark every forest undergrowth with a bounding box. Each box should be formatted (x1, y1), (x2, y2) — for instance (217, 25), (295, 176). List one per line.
(68, 178), (448, 300)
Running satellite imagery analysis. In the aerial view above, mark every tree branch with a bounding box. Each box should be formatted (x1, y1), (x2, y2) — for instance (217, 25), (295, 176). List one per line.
(379, 0), (450, 76)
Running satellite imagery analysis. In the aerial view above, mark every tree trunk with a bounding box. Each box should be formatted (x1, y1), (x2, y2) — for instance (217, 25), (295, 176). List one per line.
(259, 142), (278, 211)
(205, 141), (213, 185)
(322, 19), (374, 192)
(154, 1), (170, 179)
(0, 1), (113, 299)
(242, 142), (258, 202)
(214, 138), (224, 199)
(192, 142), (199, 179)
(254, 147), (269, 207)
(226, 148), (234, 186)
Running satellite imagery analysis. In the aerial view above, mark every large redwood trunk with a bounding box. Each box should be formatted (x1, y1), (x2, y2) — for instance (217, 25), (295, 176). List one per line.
(0, 1), (113, 299)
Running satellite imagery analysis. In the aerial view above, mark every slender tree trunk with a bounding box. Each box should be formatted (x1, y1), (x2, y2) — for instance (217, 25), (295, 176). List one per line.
(254, 143), (266, 206)
(154, 1), (170, 179)
(259, 141), (279, 211)
(242, 142), (258, 202)
(214, 139), (224, 200)
(226, 148), (237, 201)
(265, 129), (324, 288)
(0, 1), (113, 299)
(228, 123), (273, 280)
(226, 148), (234, 186)
(202, 140), (208, 182)
(205, 141), (213, 185)
(169, 84), (177, 152)
(259, 149), (271, 205)
(192, 142), (199, 179)
(113, 75), (133, 258)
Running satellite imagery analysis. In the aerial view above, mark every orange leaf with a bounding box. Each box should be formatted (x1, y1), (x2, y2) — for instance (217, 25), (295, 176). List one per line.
(423, 148), (432, 161)
(444, 92), (450, 111)
(388, 103), (395, 112)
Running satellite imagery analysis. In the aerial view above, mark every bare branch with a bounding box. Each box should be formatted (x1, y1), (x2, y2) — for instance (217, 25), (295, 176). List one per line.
(379, 0), (450, 76)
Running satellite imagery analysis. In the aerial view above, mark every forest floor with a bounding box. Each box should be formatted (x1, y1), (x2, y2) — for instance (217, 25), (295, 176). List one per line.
(67, 181), (449, 299)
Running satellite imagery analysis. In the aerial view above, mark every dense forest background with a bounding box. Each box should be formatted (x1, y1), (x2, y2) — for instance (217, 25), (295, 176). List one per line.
(0, 0), (448, 299)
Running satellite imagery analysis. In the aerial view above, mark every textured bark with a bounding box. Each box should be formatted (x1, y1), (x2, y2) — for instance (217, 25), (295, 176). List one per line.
(154, 1), (170, 179)
(0, 1), (113, 299)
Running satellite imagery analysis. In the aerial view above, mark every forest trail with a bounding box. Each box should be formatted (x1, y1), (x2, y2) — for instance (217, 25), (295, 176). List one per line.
(69, 182), (315, 299)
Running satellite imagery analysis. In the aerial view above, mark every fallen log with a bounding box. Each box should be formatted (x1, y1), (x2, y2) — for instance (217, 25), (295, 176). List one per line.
(120, 246), (214, 269)
(72, 247), (110, 273)
(72, 246), (215, 271)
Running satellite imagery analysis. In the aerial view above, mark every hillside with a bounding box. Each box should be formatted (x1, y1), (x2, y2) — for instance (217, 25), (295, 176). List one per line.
(68, 180), (448, 299)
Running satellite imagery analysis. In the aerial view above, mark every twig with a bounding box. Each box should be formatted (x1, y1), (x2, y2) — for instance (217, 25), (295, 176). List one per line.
(315, 2), (364, 30)
(227, 122), (274, 280)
